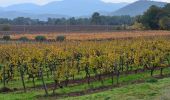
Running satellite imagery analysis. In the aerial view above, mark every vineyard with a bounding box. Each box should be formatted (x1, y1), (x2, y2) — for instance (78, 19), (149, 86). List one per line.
(0, 35), (170, 100)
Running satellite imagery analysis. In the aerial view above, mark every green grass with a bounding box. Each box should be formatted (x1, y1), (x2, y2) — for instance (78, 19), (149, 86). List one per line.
(1, 77), (169, 100)
(0, 90), (44, 100)
(54, 68), (170, 94)
(62, 77), (170, 100)
(0, 71), (87, 89)
(0, 77), (54, 89)
(0, 68), (170, 100)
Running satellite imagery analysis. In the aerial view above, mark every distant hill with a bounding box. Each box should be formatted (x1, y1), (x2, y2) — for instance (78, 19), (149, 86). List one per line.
(111, 0), (167, 16)
(0, 11), (68, 20)
(39, 0), (127, 16)
(0, 0), (128, 20)
(0, 0), (166, 19)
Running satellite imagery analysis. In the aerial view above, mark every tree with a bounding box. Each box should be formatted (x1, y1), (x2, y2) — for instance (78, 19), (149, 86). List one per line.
(140, 5), (163, 29)
(138, 4), (170, 30)
(68, 17), (76, 25)
(159, 17), (170, 30)
(163, 3), (170, 16)
(91, 12), (101, 25)
(0, 15), (134, 26)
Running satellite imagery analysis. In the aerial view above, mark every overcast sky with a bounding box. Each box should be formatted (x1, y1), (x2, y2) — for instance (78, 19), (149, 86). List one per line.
(0, 0), (169, 7)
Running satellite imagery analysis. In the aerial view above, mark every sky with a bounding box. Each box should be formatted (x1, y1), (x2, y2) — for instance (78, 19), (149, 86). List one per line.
(0, 0), (169, 7)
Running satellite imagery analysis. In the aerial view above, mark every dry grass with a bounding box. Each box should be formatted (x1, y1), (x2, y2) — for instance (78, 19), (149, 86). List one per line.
(1, 30), (170, 40)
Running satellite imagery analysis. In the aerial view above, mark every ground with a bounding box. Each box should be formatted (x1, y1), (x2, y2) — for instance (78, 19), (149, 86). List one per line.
(0, 31), (170, 100)
(0, 78), (170, 100)
(1, 30), (170, 41)
(0, 71), (170, 100)
(64, 78), (170, 100)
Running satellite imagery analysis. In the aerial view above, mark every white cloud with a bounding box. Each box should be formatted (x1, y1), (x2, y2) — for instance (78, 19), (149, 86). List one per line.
(0, 0), (169, 7)
(0, 0), (59, 7)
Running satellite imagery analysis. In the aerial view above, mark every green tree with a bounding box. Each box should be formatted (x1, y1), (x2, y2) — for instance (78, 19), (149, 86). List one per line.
(163, 3), (170, 16)
(91, 12), (101, 25)
(140, 5), (163, 29)
(159, 17), (170, 30)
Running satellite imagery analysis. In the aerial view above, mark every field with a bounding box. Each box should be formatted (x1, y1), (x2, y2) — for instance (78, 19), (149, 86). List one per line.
(1, 68), (170, 100)
(0, 31), (170, 100)
(0, 30), (170, 40)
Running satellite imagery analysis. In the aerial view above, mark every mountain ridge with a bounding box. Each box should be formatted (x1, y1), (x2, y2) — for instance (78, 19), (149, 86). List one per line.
(111, 0), (167, 16)
(0, 0), (168, 20)
(0, 0), (128, 18)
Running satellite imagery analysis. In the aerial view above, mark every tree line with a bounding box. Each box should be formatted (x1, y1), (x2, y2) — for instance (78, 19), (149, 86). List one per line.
(0, 4), (170, 30)
(0, 13), (134, 26)
(136, 3), (170, 30)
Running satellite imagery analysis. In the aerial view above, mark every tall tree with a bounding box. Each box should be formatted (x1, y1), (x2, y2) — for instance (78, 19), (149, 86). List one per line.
(91, 12), (101, 25)
(159, 16), (170, 30)
(140, 5), (163, 29)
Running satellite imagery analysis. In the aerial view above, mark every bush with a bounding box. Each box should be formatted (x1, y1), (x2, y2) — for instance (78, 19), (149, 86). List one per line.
(35, 36), (46, 41)
(131, 22), (145, 30)
(115, 26), (122, 30)
(19, 37), (29, 41)
(2, 35), (10, 41)
(146, 78), (158, 83)
(56, 35), (66, 42)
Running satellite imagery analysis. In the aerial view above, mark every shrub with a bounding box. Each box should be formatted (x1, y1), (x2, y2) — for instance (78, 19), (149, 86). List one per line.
(2, 35), (10, 41)
(19, 37), (29, 41)
(131, 22), (145, 30)
(115, 26), (122, 30)
(35, 36), (46, 41)
(56, 35), (66, 42)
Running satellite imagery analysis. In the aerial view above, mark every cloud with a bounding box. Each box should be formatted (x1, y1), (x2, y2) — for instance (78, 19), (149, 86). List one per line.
(0, 0), (169, 7)
(0, 0), (59, 6)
